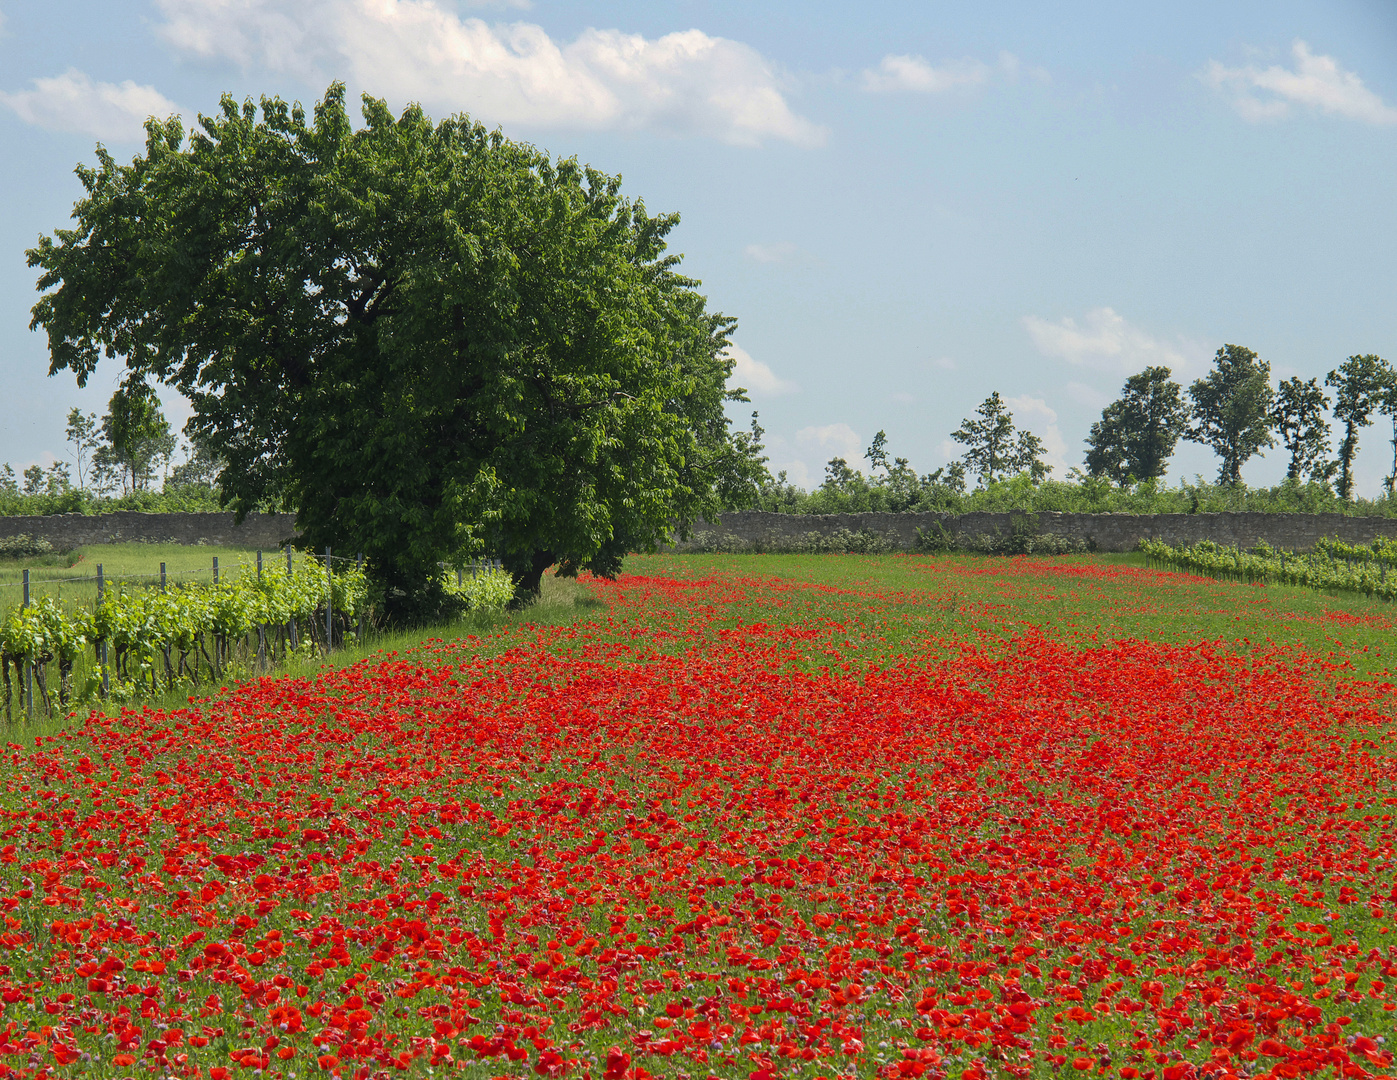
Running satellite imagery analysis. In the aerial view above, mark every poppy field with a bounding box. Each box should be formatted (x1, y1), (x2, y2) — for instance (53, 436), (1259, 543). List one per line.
(0, 552), (1394, 1080)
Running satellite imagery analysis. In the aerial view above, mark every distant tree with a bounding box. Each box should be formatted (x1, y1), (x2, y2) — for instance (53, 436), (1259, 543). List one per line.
(864, 430), (928, 512)
(64, 408), (99, 493)
(47, 462), (71, 495)
(1326, 354), (1390, 501)
(1374, 364), (1397, 493)
(1186, 345), (1274, 485)
(14, 461), (70, 497)
(93, 382), (176, 494)
(1083, 366), (1188, 484)
(1269, 377), (1333, 485)
(823, 457), (859, 491)
(167, 432), (225, 490)
(933, 461), (968, 494)
(951, 392), (1046, 486)
(864, 430), (890, 474)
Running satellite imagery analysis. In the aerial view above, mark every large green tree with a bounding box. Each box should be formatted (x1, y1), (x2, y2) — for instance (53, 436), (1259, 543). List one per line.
(1083, 366), (1187, 484)
(1269, 376), (1333, 485)
(1185, 345), (1274, 485)
(30, 87), (763, 614)
(951, 392), (1046, 486)
(1325, 354), (1390, 501)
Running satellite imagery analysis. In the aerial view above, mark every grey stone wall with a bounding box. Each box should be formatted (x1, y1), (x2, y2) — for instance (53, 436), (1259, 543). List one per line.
(670, 510), (1397, 554)
(0, 511), (300, 549)
(7, 508), (1397, 554)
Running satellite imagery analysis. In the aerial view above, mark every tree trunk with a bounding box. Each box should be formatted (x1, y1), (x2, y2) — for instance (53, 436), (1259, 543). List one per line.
(510, 550), (556, 604)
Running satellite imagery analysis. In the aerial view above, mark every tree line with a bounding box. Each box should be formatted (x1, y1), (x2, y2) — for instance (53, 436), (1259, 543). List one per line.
(759, 345), (1396, 515)
(1, 390), (221, 512)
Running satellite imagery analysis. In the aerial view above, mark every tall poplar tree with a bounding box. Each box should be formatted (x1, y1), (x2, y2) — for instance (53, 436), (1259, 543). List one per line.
(1269, 377), (1332, 485)
(1326, 354), (1390, 501)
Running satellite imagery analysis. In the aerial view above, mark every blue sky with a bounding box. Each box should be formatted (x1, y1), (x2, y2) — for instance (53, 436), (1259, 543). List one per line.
(2, 1), (1395, 493)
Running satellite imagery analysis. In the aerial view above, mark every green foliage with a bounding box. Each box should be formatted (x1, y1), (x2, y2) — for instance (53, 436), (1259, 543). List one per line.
(754, 460), (967, 515)
(0, 557), (369, 714)
(0, 485), (226, 517)
(1270, 376), (1333, 484)
(0, 535), (56, 558)
(1084, 366), (1188, 483)
(1140, 535), (1397, 601)
(950, 392), (1046, 486)
(440, 566), (516, 611)
(1186, 344), (1275, 485)
(1325, 353), (1391, 501)
(30, 86), (764, 619)
(755, 468), (1397, 518)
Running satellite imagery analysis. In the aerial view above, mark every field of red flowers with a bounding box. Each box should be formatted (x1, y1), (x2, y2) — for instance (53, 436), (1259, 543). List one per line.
(0, 554), (1394, 1080)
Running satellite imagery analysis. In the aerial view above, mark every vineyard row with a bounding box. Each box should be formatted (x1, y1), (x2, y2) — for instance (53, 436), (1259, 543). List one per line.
(0, 555), (515, 717)
(1139, 535), (1397, 601)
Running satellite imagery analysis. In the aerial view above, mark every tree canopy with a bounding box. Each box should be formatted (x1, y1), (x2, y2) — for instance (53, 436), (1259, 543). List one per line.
(951, 392), (1046, 487)
(1326, 354), (1391, 501)
(1269, 376), (1333, 485)
(30, 86), (764, 614)
(1186, 345), (1274, 485)
(1083, 366), (1187, 484)
(93, 381), (175, 494)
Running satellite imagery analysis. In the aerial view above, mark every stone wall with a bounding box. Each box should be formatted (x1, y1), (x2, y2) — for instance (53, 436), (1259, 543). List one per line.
(7, 508), (1397, 554)
(671, 510), (1397, 554)
(0, 511), (300, 549)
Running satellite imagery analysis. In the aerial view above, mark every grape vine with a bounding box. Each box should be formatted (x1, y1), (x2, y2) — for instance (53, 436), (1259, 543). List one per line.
(1140, 536), (1397, 601)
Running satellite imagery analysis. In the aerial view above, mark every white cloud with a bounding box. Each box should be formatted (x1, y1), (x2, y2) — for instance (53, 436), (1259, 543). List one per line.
(1023, 307), (1203, 377)
(744, 241), (799, 264)
(769, 457), (814, 489)
(0, 68), (180, 141)
(724, 343), (797, 397)
(862, 50), (1035, 94)
(1201, 40), (1397, 125)
(154, 0), (825, 146)
(795, 422), (863, 465)
(932, 356), (956, 371)
(1005, 394), (1069, 478)
(863, 54), (989, 94)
